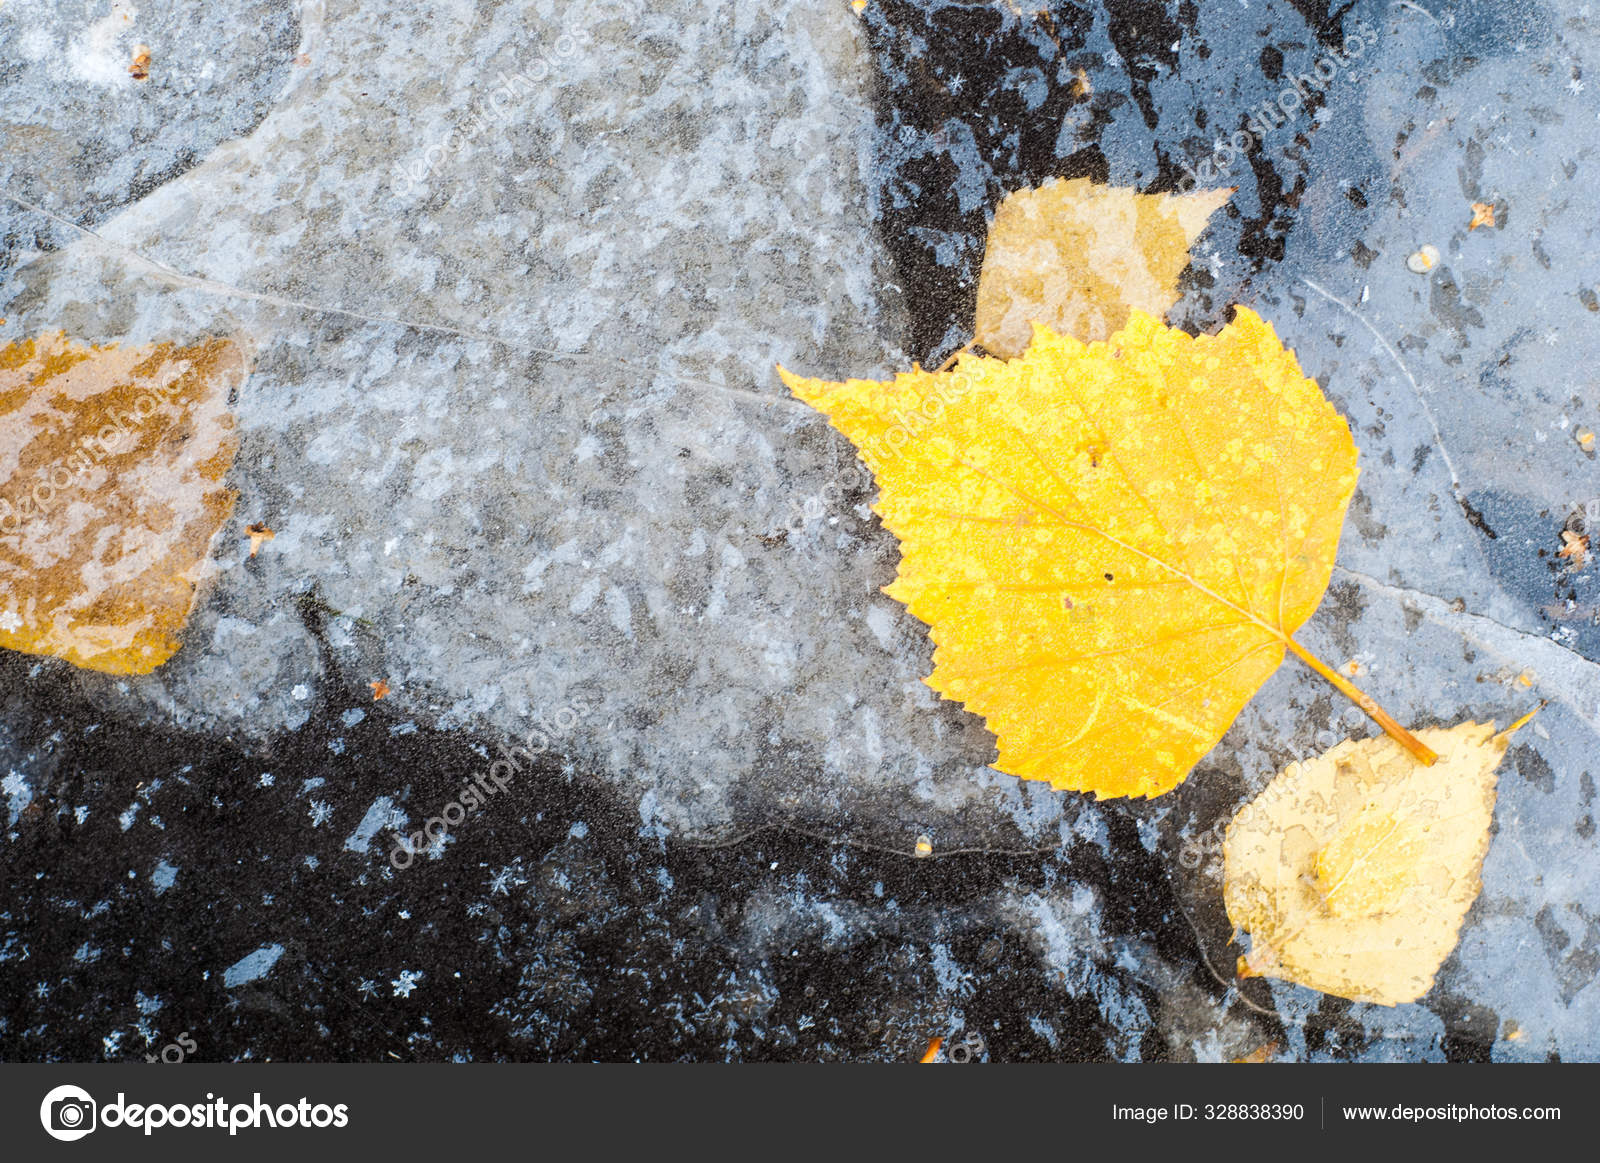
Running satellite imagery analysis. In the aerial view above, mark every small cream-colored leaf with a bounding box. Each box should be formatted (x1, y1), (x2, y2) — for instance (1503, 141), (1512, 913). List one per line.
(973, 177), (1232, 358)
(1223, 717), (1529, 1006)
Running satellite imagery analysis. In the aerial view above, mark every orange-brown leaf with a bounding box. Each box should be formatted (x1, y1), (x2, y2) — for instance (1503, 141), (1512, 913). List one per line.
(0, 332), (247, 675)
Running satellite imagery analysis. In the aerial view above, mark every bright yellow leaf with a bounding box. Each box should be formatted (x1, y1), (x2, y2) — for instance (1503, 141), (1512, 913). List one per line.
(781, 308), (1431, 798)
(973, 177), (1232, 359)
(1223, 716), (1531, 1006)
(0, 332), (247, 675)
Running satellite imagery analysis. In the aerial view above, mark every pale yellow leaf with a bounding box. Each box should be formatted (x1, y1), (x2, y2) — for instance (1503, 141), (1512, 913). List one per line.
(973, 177), (1232, 358)
(1223, 717), (1530, 1006)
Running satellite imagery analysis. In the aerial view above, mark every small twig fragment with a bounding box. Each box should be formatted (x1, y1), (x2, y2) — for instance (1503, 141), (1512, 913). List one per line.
(1559, 530), (1590, 569)
(245, 523), (275, 558)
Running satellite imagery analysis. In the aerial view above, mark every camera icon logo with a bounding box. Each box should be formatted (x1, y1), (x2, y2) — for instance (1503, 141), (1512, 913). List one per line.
(39, 1084), (97, 1142)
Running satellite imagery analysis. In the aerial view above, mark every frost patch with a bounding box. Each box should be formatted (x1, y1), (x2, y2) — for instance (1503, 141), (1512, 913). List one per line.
(344, 796), (396, 854)
(69, 2), (141, 89)
(150, 860), (178, 895)
(2, 769), (32, 826)
(223, 943), (285, 988)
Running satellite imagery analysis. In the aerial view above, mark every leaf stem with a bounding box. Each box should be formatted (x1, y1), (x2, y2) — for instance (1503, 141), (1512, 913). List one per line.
(1283, 636), (1438, 765)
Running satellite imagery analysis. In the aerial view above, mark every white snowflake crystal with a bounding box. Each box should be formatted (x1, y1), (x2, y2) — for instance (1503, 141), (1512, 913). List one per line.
(0, 610), (21, 633)
(308, 800), (334, 827)
(488, 864), (526, 896)
(391, 969), (422, 997)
